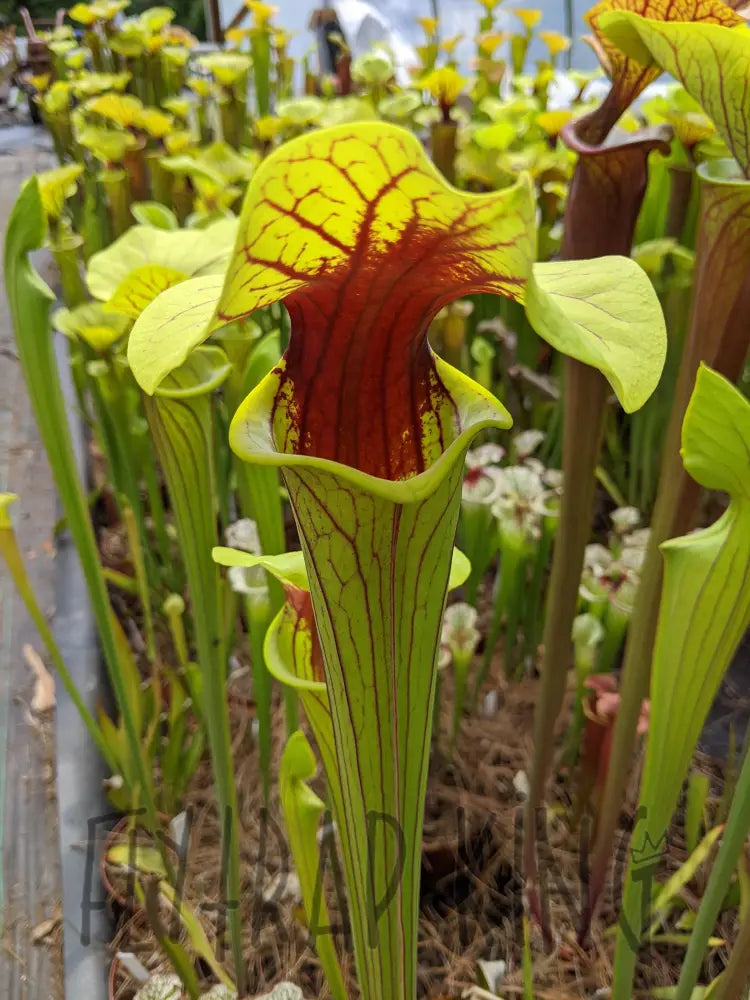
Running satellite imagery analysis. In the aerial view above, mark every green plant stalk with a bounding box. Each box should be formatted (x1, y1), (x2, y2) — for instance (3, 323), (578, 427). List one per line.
(430, 121), (457, 185)
(171, 175), (193, 225)
(676, 731), (750, 1000)
(104, 567), (139, 594)
(51, 235), (87, 309)
(219, 94), (243, 150)
(148, 152), (173, 207)
(85, 29), (104, 71)
(598, 602), (629, 675)
(4, 178), (164, 860)
(122, 503), (156, 664)
(100, 168), (132, 238)
(245, 587), (273, 805)
(433, 667), (443, 743)
(523, 119), (671, 929)
(0, 495), (113, 766)
(586, 165), (750, 933)
(477, 531), (526, 695)
(88, 360), (156, 586)
(460, 501), (497, 607)
(251, 30), (271, 117)
(684, 770), (710, 856)
(451, 648), (473, 748)
(521, 515), (556, 665)
(524, 362), (607, 914)
(132, 419), (175, 588)
(611, 365), (750, 995)
(81, 167), (110, 259)
(87, 361), (129, 513)
(163, 595), (190, 677)
(123, 140), (149, 205)
(715, 913), (750, 1000)
(143, 348), (245, 994)
(280, 731), (348, 1000)
(213, 402), (232, 532)
(564, 617), (603, 764)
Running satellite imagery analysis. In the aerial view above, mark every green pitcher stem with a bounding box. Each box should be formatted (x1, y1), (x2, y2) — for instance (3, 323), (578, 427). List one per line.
(101, 168), (132, 238)
(245, 588), (273, 805)
(280, 459), (465, 1000)
(586, 164), (750, 930)
(144, 356), (245, 994)
(51, 236), (87, 308)
(523, 360), (607, 919)
(148, 151), (173, 206)
(430, 121), (457, 185)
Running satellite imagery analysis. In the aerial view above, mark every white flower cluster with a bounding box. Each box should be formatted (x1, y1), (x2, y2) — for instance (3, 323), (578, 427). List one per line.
(579, 507), (650, 616)
(462, 431), (561, 547)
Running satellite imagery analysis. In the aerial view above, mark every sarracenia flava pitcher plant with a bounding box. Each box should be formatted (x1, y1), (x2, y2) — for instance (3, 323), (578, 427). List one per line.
(127, 122), (662, 1000)
(576, 6), (750, 937)
(128, 121), (534, 1000)
(523, 0), (746, 936)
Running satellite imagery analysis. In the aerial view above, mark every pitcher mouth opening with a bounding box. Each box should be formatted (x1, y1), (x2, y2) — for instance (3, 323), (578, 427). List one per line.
(229, 351), (512, 503)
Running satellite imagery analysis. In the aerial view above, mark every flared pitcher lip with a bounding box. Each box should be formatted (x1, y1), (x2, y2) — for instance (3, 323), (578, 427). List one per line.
(697, 157), (750, 186)
(229, 352), (512, 505)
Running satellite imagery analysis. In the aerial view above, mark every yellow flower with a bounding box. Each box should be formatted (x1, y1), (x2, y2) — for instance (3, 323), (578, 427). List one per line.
(513, 8), (542, 30)
(68, 3), (98, 26)
(145, 33), (167, 53)
(225, 26), (251, 47)
(417, 16), (439, 36)
(164, 129), (195, 154)
(186, 76), (212, 98)
(477, 0), (501, 10)
(136, 107), (174, 139)
(421, 66), (466, 108)
(538, 30), (571, 56)
(27, 73), (51, 92)
(246, 0), (278, 27)
(476, 31), (508, 56)
(85, 92), (144, 128)
(441, 34), (464, 55)
(254, 115), (284, 142)
(536, 109), (573, 136)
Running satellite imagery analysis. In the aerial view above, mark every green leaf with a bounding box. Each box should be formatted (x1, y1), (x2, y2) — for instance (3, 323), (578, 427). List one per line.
(127, 275), (225, 393)
(613, 364), (750, 998)
(143, 346), (244, 990)
(86, 218), (237, 302)
(675, 740), (750, 1000)
(52, 301), (130, 350)
(685, 771), (710, 855)
(213, 545), (471, 594)
(4, 177), (164, 847)
(105, 264), (190, 319)
(159, 881), (235, 990)
(599, 14), (750, 177)
(647, 824), (724, 933)
(279, 731), (347, 1000)
(131, 201), (179, 230)
(35, 163), (83, 220)
(524, 256), (667, 412)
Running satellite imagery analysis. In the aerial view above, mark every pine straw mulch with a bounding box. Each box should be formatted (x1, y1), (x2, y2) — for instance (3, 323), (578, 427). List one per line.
(104, 656), (738, 1000)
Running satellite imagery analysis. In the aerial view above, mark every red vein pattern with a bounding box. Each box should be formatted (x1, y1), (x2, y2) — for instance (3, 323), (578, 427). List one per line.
(215, 123), (535, 481)
(583, 0), (743, 142)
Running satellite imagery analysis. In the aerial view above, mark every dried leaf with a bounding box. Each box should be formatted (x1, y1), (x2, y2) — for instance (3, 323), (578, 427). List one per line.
(24, 643), (56, 712)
